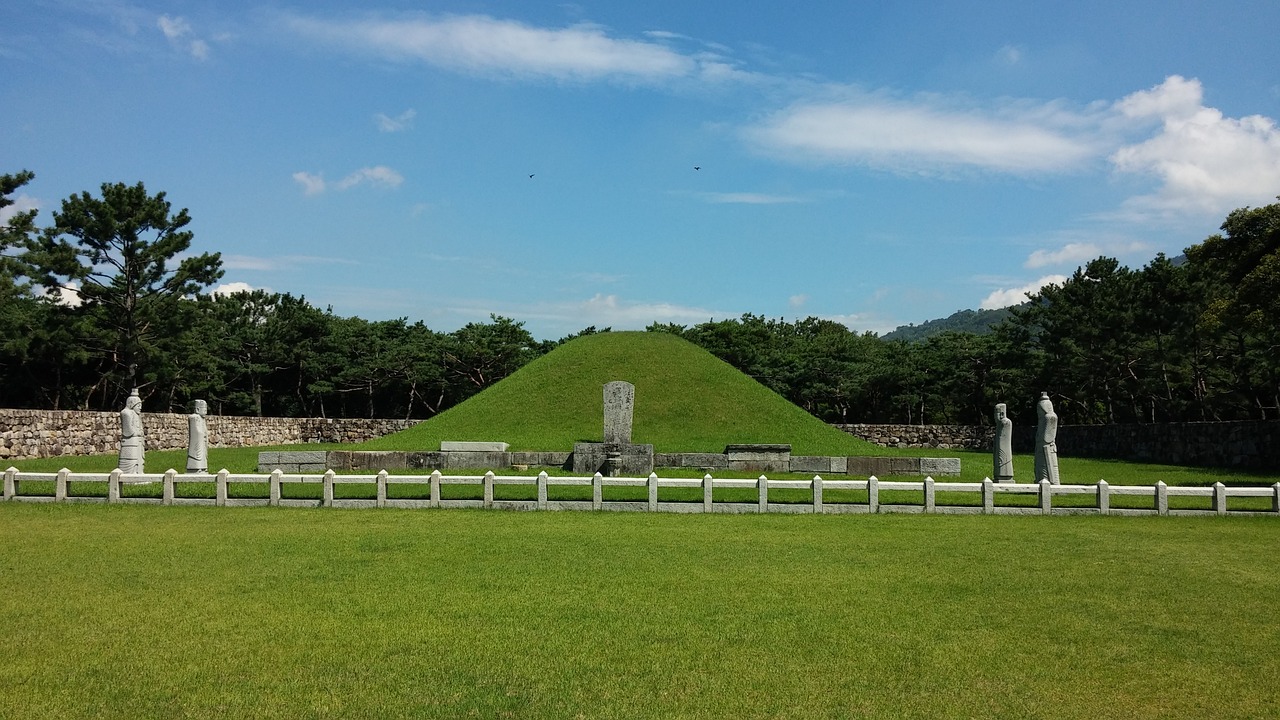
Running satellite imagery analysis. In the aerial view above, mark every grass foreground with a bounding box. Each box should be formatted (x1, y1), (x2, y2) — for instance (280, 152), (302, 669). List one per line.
(2, 504), (1278, 719)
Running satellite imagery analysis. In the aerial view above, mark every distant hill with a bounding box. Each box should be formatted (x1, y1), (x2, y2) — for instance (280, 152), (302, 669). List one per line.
(356, 331), (878, 456)
(883, 307), (1015, 342)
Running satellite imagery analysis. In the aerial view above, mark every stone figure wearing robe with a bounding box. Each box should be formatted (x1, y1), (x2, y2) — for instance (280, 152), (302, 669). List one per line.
(118, 389), (144, 474)
(1033, 392), (1060, 484)
(993, 403), (1014, 482)
(186, 399), (208, 474)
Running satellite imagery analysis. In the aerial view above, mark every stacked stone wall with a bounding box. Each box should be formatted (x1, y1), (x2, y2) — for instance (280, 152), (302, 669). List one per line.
(833, 423), (993, 450)
(0, 409), (417, 461)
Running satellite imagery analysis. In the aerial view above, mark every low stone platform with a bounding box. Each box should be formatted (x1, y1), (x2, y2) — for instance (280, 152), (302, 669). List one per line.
(258, 449), (961, 476)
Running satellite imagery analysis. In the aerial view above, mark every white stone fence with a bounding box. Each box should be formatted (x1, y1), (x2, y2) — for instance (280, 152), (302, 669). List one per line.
(5, 468), (1278, 517)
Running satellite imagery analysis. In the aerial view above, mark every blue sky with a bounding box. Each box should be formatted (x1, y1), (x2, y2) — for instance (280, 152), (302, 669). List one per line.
(4, 1), (1280, 339)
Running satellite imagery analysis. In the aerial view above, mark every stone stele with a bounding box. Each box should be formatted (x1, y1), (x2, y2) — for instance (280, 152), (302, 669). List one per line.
(603, 381), (635, 445)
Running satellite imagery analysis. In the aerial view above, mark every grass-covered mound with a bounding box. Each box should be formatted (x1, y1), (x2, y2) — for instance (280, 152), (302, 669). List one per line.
(358, 331), (878, 455)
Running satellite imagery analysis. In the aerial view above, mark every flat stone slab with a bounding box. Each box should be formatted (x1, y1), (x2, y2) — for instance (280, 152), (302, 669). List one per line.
(441, 441), (509, 452)
(725, 444), (792, 453)
(846, 456), (962, 477)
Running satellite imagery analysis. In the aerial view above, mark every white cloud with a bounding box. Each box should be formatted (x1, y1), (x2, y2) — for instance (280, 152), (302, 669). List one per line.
(745, 95), (1098, 174)
(1024, 239), (1153, 269)
(698, 192), (806, 204)
(0, 194), (39, 225)
(293, 167), (403, 194)
(157, 14), (209, 60)
(788, 294), (808, 309)
(375, 109), (416, 132)
(455, 293), (733, 330)
(222, 254), (360, 271)
(337, 166), (404, 190)
(292, 171), (326, 195)
(283, 13), (696, 83)
(996, 44), (1024, 65)
(980, 275), (1068, 309)
(1110, 75), (1280, 218)
(819, 312), (900, 336)
(212, 281), (266, 296)
(35, 281), (83, 308)
(157, 15), (191, 40)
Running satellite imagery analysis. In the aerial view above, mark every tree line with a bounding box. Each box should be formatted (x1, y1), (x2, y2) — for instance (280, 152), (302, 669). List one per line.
(2, 171), (1277, 425)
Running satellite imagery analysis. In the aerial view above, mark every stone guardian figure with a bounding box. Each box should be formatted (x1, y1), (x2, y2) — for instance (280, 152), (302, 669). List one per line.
(118, 389), (145, 474)
(186, 399), (208, 474)
(993, 403), (1014, 482)
(1033, 392), (1060, 484)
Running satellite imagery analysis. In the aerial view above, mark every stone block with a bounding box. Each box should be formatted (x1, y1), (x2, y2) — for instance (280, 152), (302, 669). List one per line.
(846, 457), (892, 477)
(790, 456), (833, 474)
(510, 451), (571, 468)
(726, 444), (791, 473)
(920, 457), (962, 477)
(406, 452), (444, 470)
(572, 442), (653, 476)
(441, 441), (509, 452)
(672, 453), (729, 469)
(443, 451), (513, 469)
(831, 456), (848, 474)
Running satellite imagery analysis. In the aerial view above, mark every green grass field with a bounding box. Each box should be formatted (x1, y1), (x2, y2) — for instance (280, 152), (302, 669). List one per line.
(1, 504), (1277, 719)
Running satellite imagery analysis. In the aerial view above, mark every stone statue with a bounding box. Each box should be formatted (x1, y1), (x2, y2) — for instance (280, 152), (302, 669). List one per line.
(186, 399), (208, 474)
(118, 388), (144, 474)
(993, 403), (1013, 482)
(1033, 392), (1060, 484)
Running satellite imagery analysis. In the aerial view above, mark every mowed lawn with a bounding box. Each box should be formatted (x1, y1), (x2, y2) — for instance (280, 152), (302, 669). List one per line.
(2, 504), (1277, 719)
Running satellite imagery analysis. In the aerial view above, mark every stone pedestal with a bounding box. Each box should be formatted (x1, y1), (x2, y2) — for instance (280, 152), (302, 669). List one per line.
(572, 442), (653, 476)
(725, 444), (791, 473)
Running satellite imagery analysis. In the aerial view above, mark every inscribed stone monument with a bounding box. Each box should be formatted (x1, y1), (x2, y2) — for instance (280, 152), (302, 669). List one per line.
(186, 399), (208, 474)
(1033, 392), (1060, 484)
(572, 380), (653, 476)
(603, 381), (634, 444)
(118, 389), (144, 474)
(993, 403), (1013, 482)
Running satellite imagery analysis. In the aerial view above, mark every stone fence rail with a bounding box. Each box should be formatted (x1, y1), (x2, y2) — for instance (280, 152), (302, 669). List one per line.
(0, 408), (417, 461)
(5, 468), (1279, 518)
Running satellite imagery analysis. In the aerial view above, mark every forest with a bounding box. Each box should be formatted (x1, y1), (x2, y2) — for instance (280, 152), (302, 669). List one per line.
(2, 171), (1278, 426)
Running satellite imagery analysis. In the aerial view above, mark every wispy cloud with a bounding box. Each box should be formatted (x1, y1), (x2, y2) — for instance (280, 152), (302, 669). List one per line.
(745, 93), (1099, 174)
(222, 254), (360, 271)
(292, 166), (404, 195)
(374, 109), (416, 132)
(980, 275), (1068, 309)
(0, 193), (39, 225)
(1024, 238), (1153, 269)
(336, 165), (404, 190)
(698, 192), (807, 204)
(212, 281), (268, 296)
(788, 294), (808, 309)
(157, 14), (209, 60)
(282, 12), (697, 83)
(1108, 75), (1280, 219)
(291, 171), (326, 196)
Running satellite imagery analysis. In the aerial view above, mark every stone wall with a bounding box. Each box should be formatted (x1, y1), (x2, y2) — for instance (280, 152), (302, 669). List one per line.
(837, 421), (1280, 470)
(0, 408), (417, 461)
(1044, 421), (1280, 471)
(834, 424), (993, 450)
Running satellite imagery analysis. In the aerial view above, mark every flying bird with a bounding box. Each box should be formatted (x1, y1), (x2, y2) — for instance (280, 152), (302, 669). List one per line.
(528, 174), (535, 178)
(693, 166), (700, 171)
